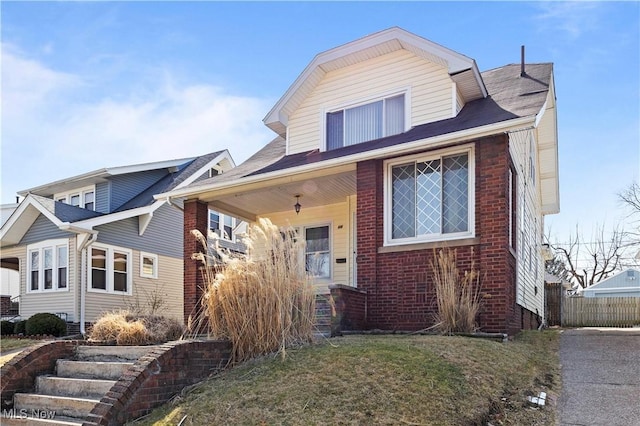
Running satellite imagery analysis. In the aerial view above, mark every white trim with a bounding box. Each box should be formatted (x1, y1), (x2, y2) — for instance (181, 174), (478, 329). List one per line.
(54, 185), (96, 210)
(321, 87), (411, 152)
(73, 199), (167, 228)
(87, 242), (133, 295)
(158, 116), (535, 202)
(26, 238), (70, 294)
(139, 252), (158, 279)
(383, 144), (475, 247)
(303, 222), (333, 281)
(173, 151), (236, 190)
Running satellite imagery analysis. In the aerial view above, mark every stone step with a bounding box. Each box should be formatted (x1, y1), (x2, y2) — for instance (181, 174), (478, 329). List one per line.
(36, 376), (115, 399)
(0, 412), (82, 426)
(76, 345), (152, 361)
(57, 359), (133, 380)
(13, 393), (99, 419)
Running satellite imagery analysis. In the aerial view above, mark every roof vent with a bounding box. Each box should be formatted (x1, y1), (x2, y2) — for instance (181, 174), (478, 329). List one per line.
(521, 45), (526, 77)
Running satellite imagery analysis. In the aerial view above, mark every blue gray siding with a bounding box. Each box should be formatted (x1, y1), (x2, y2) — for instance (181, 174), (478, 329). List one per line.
(94, 203), (182, 258)
(108, 170), (168, 211)
(95, 181), (110, 214)
(19, 215), (74, 245)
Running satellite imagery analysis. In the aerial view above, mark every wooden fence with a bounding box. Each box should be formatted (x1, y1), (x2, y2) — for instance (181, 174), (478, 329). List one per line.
(562, 297), (640, 327)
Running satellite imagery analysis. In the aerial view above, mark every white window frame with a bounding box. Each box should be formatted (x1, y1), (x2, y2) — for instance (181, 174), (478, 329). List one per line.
(208, 209), (237, 242)
(383, 144), (475, 246)
(321, 87), (411, 152)
(54, 185), (96, 211)
(88, 243), (133, 295)
(27, 239), (69, 293)
(303, 223), (332, 280)
(140, 252), (158, 279)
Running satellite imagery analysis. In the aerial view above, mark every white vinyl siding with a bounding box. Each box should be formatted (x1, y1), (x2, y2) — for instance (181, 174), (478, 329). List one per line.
(287, 50), (454, 155)
(258, 201), (351, 293)
(509, 129), (544, 317)
(84, 253), (183, 322)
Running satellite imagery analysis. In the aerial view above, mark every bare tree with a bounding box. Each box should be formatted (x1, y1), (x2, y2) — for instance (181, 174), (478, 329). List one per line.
(547, 223), (626, 289)
(619, 182), (640, 215)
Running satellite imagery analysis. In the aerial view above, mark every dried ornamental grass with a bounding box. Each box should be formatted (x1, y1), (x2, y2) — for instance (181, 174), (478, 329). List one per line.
(193, 218), (316, 363)
(431, 248), (483, 334)
(89, 310), (184, 345)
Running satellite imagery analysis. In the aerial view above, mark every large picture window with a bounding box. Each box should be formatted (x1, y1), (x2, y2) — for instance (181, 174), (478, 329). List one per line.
(326, 93), (405, 150)
(27, 239), (69, 293)
(385, 148), (474, 245)
(89, 244), (132, 294)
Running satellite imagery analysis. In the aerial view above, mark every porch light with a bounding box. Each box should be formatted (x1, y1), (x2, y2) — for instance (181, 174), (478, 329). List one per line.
(294, 195), (302, 215)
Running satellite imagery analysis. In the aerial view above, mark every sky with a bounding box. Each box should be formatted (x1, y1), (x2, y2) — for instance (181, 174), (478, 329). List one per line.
(2, 1), (639, 259)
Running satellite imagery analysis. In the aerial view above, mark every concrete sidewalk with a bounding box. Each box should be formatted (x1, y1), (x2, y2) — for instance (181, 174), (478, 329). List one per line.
(557, 327), (640, 426)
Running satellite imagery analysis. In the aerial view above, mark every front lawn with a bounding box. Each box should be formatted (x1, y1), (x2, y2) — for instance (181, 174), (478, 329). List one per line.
(132, 330), (559, 425)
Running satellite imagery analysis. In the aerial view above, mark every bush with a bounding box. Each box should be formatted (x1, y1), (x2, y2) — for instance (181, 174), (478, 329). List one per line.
(193, 218), (316, 363)
(25, 313), (67, 337)
(1, 320), (15, 336)
(89, 310), (184, 345)
(13, 319), (27, 335)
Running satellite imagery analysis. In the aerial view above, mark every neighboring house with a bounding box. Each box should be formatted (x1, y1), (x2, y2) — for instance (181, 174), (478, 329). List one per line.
(582, 269), (640, 298)
(0, 151), (238, 332)
(161, 27), (560, 334)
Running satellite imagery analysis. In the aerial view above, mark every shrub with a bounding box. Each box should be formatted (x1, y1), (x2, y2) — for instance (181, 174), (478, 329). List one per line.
(193, 218), (316, 363)
(89, 310), (184, 345)
(431, 248), (483, 334)
(1, 320), (15, 336)
(25, 313), (67, 337)
(13, 319), (27, 335)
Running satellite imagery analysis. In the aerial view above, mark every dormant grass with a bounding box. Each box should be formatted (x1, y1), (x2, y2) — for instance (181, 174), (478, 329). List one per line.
(432, 248), (483, 333)
(192, 218), (316, 363)
(89, 310), (184, 345)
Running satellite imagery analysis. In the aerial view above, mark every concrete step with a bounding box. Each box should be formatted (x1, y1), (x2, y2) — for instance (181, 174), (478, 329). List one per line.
(56, 359), (133, 380)
(36, 376), (115, 399)
(13, 393), (99, 419)
(76, 345), (152, 361)
(0, 412), (82, 426)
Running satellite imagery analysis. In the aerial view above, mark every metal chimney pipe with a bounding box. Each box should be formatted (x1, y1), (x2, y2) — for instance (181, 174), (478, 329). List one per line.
(521, 45), (525, 76)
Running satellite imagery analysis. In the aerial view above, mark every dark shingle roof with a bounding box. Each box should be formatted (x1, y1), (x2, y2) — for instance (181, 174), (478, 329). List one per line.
(29, 194), (105, 223)
(115, 151), (225, 212)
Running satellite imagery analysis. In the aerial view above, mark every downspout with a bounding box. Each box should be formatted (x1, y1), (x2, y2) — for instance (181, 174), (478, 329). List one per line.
(166, 196), (184, 212)
(79, 232), (99, 335)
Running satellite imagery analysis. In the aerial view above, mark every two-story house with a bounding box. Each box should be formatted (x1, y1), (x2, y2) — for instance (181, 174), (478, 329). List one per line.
(0, 150), (242, 333)
(161, 27), (559, 334)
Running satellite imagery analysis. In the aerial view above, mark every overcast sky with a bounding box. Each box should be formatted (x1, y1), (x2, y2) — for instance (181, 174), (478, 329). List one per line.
(2, 1), (638, 255)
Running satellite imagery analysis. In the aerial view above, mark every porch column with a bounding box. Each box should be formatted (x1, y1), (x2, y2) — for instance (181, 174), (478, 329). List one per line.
(183, 200), (209, 326)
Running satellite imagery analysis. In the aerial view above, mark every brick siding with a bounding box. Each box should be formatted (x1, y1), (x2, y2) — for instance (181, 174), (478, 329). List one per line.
(355, 135), (538, 334)
(183, 200), (209, 327)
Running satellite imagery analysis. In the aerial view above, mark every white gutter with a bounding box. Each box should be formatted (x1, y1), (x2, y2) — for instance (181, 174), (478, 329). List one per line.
(158, 115), (535, 201)
(78, 231), (99, 336)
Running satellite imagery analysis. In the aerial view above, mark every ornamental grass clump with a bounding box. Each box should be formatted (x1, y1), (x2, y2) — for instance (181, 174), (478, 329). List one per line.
(192, 218), (316, 363)
(89, 310), (184, 345)
(431, 248), (483, 334)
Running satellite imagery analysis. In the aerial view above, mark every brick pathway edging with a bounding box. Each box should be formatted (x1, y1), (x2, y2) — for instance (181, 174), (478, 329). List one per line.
(83, 339), (232, 426)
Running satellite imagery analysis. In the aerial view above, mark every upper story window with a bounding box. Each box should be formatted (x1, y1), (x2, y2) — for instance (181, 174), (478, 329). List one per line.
(27, 239), (69, 293)
(55, 185), (96, 211)
(384, 146), (474, 246)
(209, 209), (236, 241)
(326, 93), (406, 151)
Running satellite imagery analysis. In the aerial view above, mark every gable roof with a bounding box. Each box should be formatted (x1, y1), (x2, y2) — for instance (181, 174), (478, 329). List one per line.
(162, 62), (553, 203)
(264, 27), (487, 137)
(2, 151), (234, 246)
(584, 269), (640, 291)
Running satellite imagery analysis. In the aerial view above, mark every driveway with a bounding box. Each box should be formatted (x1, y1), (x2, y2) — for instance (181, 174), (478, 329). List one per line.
(557, 327), (640, 426)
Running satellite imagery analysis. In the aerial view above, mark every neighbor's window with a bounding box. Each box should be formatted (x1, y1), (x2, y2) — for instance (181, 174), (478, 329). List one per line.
(305, 225), (330, 279)
(208, 209), (236, 241)
(89, 244), (132, 294)
(386, 148), (473, 245)
(54, 186), (96, 211)
(140, 252), (158, 279)
(327, 93), (405, 150)
(27, 239), (69, 292)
